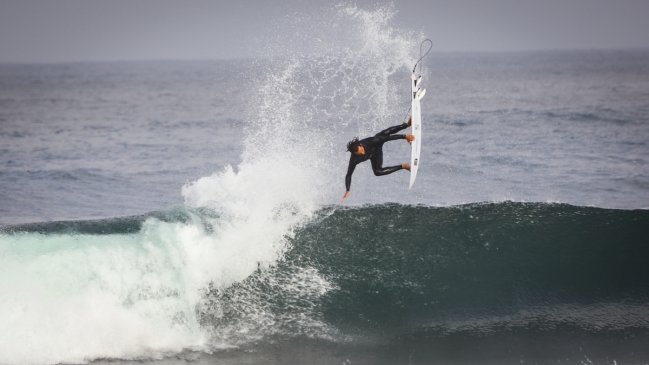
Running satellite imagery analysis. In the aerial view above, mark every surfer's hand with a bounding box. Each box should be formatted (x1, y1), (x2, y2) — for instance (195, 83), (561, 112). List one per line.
(402, 162), (411, 171)
(406, 134), (415, 144)
(341, 191), (350, 203)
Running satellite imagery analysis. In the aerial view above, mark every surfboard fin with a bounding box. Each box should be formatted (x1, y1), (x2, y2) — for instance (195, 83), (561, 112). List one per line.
(414, 75), (422, 87)
(416, 88), (426, 100)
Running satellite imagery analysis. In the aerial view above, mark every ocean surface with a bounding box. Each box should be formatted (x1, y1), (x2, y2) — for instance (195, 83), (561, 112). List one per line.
(1, 4), (649, 365)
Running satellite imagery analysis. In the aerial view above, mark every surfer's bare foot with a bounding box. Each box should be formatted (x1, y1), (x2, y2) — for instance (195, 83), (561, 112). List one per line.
(407, 116), (412, 126)
(402, 162), (411, 171)
(406, 134), (415, 144)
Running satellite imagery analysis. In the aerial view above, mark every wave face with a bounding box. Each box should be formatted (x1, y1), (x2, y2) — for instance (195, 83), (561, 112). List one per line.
(289, 202), (649, 330)
(2, 202), (648, 364)
(199, 201), (649, 335)
(200, 202), (649, 363)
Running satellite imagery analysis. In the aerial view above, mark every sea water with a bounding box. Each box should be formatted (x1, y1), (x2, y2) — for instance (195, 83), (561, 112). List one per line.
(1, 4), (648, 365)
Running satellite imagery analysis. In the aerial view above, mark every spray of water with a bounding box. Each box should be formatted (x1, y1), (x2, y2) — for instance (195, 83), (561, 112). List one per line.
(0, 3), (421, 364)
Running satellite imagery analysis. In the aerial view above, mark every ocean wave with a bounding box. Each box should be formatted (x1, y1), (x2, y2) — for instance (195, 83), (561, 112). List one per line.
(1, 202), (648, 363)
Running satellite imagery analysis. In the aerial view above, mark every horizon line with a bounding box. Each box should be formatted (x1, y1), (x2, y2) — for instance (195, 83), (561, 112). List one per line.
(1, 46), (648, 66)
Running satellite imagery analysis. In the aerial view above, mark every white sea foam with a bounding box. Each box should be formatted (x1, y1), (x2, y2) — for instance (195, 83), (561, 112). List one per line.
(0, 223), (207, 364)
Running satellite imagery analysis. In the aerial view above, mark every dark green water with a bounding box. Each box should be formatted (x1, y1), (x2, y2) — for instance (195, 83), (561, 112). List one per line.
(195, 202), (649, 364)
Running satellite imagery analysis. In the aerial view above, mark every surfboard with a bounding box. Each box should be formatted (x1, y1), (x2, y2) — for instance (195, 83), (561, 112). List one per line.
(409, 71), (425, 189)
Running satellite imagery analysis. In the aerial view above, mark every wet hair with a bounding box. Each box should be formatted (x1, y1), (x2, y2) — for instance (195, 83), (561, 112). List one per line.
(346, 137), (360, 153)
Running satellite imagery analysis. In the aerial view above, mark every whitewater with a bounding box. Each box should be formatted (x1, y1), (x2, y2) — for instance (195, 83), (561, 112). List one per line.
(1, 3), (649, 365)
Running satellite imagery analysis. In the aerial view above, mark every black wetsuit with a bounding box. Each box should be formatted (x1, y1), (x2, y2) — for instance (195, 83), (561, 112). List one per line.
(345, 122), (409, 192)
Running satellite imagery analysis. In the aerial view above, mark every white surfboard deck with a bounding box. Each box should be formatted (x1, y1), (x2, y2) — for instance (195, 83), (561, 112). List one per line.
(409, 71), (425, 189)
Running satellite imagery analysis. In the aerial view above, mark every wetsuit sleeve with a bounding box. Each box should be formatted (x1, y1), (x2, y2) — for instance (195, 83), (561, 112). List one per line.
(345, 157), (357, 192)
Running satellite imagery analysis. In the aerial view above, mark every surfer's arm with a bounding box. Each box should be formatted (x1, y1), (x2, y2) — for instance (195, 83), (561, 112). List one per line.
(342, 161), (355, 203)
(344, 159), (357, 192)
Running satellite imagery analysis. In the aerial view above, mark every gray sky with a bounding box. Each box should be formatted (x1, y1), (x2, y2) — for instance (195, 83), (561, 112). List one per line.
(1, 0), (648, 63)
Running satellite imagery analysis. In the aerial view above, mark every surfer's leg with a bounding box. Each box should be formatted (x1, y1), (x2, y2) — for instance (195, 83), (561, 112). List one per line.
(373, 165), (403, 176)
(371, 150), (403, 176)
(376, 122), (409, 137)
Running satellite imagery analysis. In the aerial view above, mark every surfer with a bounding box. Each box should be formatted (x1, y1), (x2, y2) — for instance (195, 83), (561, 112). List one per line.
(342, 117), (415, 202)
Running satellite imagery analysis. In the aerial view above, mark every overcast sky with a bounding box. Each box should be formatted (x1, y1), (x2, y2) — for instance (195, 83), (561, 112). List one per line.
(1, 0), (648, 63)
